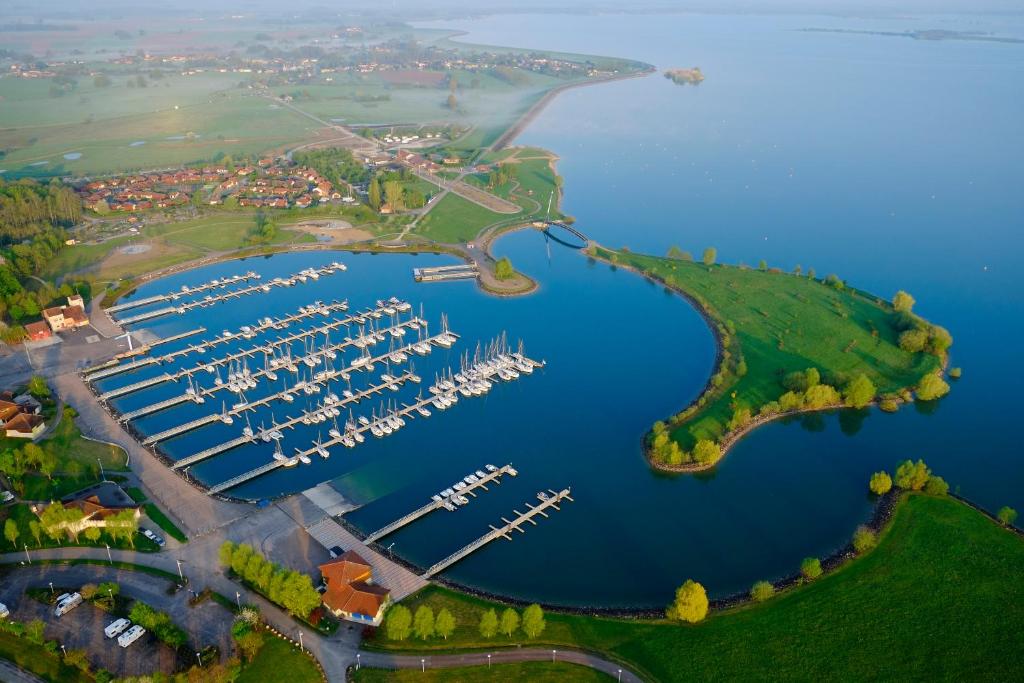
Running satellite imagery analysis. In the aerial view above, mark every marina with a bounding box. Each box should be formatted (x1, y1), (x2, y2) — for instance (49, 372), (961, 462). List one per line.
(112, 263), (347, 326)
(364, 464), (518, 544)
(422, 488), (574, 578)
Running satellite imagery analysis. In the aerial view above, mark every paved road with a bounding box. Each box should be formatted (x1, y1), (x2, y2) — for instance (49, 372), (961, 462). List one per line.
(359, 647), (643, 682)
(0, 659), (46, 683)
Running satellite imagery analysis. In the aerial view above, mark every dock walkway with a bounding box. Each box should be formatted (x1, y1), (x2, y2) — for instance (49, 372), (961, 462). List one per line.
(104, 272), (259, 313)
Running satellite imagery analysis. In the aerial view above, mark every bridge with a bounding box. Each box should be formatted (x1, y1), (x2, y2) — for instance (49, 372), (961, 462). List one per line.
(542, 221), (589, 249)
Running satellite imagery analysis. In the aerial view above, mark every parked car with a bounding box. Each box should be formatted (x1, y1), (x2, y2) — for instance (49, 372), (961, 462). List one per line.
(0, 602), (9, 619)
(118, 625), (146, 648)
(0, 490), (14, 504)
(105, 618), (131, 639)
(140, 528), (166, 547)
(328, 546), (344, 559)
(54, 593), (83, 617)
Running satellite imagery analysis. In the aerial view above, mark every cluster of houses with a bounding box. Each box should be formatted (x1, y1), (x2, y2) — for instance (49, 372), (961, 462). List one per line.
(319, 550), (391, 625)
(24, 294), (90, 343)
(0, 390), (45, 440)
(75, 159), (353, 213)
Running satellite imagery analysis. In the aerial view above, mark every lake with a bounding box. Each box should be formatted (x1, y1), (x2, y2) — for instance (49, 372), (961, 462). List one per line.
(107, 11), (1023, 608)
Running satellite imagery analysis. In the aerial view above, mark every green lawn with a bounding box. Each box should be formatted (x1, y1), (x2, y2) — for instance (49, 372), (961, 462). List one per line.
(0, 630), (93, 683)
(415, 193), (505, 244)
(237, 634), (322, 683)
(353, 662), (611, 682)
(592, 247), (940, 452)
(366, 495), (1024, 682)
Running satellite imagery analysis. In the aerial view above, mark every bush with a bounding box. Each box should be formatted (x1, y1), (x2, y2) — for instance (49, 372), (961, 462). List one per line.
(692, 439), (721, 466)
(916, 374), (950, 401)
(494, 257), (515, 281)
(666, 579), (708, 623)
(843, 374), (876, 409)
(852, 526), (877, 553)
(869, 471), (892, 495)
(892, 290), (915, 313)
(949, 367), (962, 379)
(924, 475), (949, 497)
(804, 384), (841, 409)
(997, 506), (1018, 527)
(750, 581), (775, 602)
(898, 329), (929, 353)
(801, 557), (822, 580)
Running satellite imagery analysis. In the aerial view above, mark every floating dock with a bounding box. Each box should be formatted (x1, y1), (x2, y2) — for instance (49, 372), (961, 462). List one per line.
(104, 272), (260, 313)
(413, 264), (478, 283)
(422, 488), (573, 578)
(364, 464), (517, 544)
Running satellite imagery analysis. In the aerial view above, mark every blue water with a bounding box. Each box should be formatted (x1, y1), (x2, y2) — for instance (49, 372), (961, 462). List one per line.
(108, 12), (1024, 608)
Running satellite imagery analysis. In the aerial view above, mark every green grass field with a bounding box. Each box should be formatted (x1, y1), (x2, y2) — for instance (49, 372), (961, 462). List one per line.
(592, 248), (940, 451)
(237, 634), (322, 683)
(366, 495), (1024, 682)
(415, 193), (505, 243)
(0, 630), (92, 683)
(353, 662), (611, 682)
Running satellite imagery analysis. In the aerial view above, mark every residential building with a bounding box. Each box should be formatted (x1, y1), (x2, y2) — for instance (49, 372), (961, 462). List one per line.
(319, 550), (391, 625)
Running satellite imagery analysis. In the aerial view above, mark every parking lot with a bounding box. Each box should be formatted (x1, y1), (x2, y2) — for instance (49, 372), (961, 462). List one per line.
(0, 564), (234, 677)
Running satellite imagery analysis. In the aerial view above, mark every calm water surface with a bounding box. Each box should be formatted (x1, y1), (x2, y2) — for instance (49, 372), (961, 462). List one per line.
(111, 12), (1022, 607)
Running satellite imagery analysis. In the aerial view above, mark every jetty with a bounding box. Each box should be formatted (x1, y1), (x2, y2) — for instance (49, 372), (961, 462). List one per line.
(422, 488), (573, 578)
(413, 264), (479, 283)
(113, 264), (346, 326)
(104, 272), (260, 313)
(364, 464), (517, 544)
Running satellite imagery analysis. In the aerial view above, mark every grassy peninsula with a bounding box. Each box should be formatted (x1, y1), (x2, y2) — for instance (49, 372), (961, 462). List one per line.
(588, 246), (950, 470)
(365, 495), (1024, 682)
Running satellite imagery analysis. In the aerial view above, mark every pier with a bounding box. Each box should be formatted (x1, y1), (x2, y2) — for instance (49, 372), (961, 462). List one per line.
(206, 348), (539, 494)
(413, 264), (479, 283)
(422, 488), (573, 578)
(364, 464), (517, 544)
(113, 264), (345, 326)
(104, 272), (260, 313)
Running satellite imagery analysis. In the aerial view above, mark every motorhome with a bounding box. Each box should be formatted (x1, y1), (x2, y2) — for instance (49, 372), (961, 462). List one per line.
(118, 625), (146, 648)
(105, 618), (131, 639)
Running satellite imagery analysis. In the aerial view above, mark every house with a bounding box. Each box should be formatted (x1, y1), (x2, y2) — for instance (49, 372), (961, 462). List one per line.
(33, 482), (140, 534)
(13, 394), (41, 415)
(5, 413), (46, 439)
(0, 400), (21, 424)
(42, 296), (90, 333)
(25, 321), (52, 341)
(319, 550), (391, 625)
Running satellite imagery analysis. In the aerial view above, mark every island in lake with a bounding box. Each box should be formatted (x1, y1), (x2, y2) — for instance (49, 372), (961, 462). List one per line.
(664, 67), (705, 85)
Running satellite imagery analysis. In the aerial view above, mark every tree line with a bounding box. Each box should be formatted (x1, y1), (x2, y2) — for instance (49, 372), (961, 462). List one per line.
(384, 601), (546, 641)
(0, 178), (81, 243)
(218, 541), (322, 619)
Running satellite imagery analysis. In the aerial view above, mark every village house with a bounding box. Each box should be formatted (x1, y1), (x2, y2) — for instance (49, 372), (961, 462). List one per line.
(319, 551), (391, 625)
(41, 295), (89, 333)
(25, 321), (52, 341)
(33, 482), (141, 534)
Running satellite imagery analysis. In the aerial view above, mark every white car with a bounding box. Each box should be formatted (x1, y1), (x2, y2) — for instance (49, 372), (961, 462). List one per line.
(139, 528), (166, 547)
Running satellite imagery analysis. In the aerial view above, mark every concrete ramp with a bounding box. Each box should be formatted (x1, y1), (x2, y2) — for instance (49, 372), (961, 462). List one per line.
(303, 482), (358, 517)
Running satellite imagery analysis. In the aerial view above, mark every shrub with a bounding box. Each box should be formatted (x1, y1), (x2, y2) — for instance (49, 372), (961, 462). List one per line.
(692, 439), (721, 466)
(895, 459), (930, 491)
(800, 557), (822, 580)
(804, 384), (840, 409)
(702, 247), (717, 266)
(924, 475), (949, 496)
(869, 471), (892, 495)
(928, 325), (953, 354)
(843, 374), (876, 409)
(916, 374), (950, 401)
(879, 397), (900, 413)
(750, 581), (775, 602)
(779, 391), (804, 411)
(898, 329), (929, 353)
(997, 506), (1018, 527)
(892, 290), (915, 313)
(949, 367), (962, 379)
(852, 526), (877, 553)
(494, 257), (515, 281)
(666, 579), (708, 623)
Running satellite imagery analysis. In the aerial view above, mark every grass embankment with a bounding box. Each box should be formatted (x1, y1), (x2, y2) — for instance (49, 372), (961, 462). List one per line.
(368, 495), (1024, 681)
(353, 662), (611, 682)
(236, 634), (322, 683)
(589, 247), (943, 465)
(124, 486), (187, 543)
(0, 630), (92, 683)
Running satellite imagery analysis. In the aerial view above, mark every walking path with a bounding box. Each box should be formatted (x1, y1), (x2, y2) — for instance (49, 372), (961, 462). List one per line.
(0, 659), (46, 683)
(358, 648), (642, 682)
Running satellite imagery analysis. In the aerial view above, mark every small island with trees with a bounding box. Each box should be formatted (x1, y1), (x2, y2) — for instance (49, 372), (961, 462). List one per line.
(664, 67), (705, 85)
(586, 244), (952, 471)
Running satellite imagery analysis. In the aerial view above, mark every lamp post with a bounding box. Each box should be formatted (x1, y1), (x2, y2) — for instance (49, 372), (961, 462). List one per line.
(60, 644), (67, 657)
(298, 631), (304, 653)
(235, 591), (241, 609)
(552, 649), (557, 663)
(97, 457), (105, 482)
(107, 587), (113, 607)
(421, 658), (425, 673)
(105, 544), (112, 565)
(175, 559), (184, 583)
(195, 652), (202, 668)
(24, 544), (31, 565)
(356, 653), (360, 670)
(618, 669), (622, 682)
(487, 654), (491, 669)
(49, 582), (53, 596)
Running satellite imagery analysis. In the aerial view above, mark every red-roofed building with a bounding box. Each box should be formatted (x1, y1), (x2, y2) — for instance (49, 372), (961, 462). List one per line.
(25, 321), (52, 341)
(319, 550), (391, 625)
(4, 413), (46, 439)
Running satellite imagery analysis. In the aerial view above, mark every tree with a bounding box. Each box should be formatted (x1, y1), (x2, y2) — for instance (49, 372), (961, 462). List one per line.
(383, 180), (404, 211)
(852, 526), (876, 553)
(898, 328), (928, 353)
(997, 506), (1018, 527)
(385, 605), (411, 640)
(692, 439), (721, 466)
(435, 608), (456, 640)
(804, 384), (840, 409)
(368, 177), (382, 211)
(27, 375), (49, 397)
(895, 459), (930, 491)
(29, 520), (42, 547)
(219, 541), (235, 568)
(916, 374), (950, 401)
(235, 629), (264, 661)
(666, 579), (708, 623)
(924, 475), (949, 496)
(758, 259), (767, 271)
(3, 518), (18, 548)
(667, 246), (691, 261)
(750, 581), (774, 602)
(25, 619), (45, 644)
(928, 325), (953, 354)
(413, 605), (435, 640)
(38, 449), (58, 480)
(892, 290), (915, 313)
(478, 609), (498, 638)
(494, 257), (515, 281)
(800, 557), (822, 580)
(702, 247), (717, 266)
(499, 608), (520, 637)
(63, 648), (91, 674)
(843, 374), (876, 409)
(869, 471), (892, 495)
(521, 604), (546, 638)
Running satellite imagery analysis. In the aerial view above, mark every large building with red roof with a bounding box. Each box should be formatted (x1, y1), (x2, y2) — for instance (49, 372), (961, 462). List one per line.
(319, 550), (391, 625)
